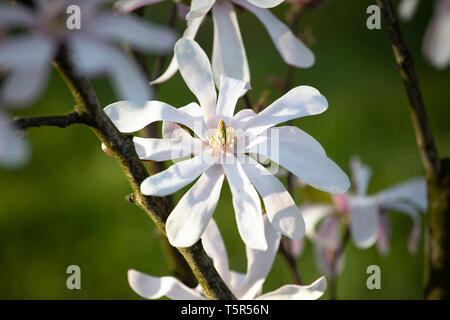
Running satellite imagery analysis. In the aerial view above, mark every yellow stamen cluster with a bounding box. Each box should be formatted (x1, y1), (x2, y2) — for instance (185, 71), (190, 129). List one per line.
(209, 119), (237, 152)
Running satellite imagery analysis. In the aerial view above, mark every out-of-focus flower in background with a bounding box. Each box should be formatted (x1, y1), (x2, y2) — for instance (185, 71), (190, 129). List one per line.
(399, 0), (450, 69)
(127, 216), (327, 300)
(0, 108), (29, 169)
(103, 38), (349, 250)
(114, 0), (315, 89)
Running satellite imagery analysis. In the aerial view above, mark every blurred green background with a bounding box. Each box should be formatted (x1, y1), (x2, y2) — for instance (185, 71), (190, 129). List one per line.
(1, 0), (449, 299)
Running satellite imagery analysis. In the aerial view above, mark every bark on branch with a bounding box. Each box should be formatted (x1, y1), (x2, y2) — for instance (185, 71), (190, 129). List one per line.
(376, 0), (450, 300)
(51, 47), (236, 300)
(13, 112), (85, 129)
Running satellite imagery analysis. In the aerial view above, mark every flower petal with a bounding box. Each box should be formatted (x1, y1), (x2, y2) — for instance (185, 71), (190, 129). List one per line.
(90, 13), (176, 53)
(245, 0), (284, 9)
(175, 38), (217, 127)
(232, 0), (315, 68)
(201, 217), (231, 283)
(113, 0), (164, 14)
(376, 177), (427, 211)
(314, 216), (344, 276)
(140, 154), (215, 196)
(235, 215), (280, 299)
(222, 157), (267, 251)
(151, 16), (205, 85)
(256, 276), (327, 300)
(0, 112), (29, 169)
(300, 203), (334, 239)
(216, 76), (248, 119)
(247, 127), (350, 194)
(398, 0), (420, 22)
(0, 3), (35, 28)
(133, 136), (200, 161)
(241, 155), (305, 240)
(242, 86), (328, 136)
(0, 35), (54, 69)
(423, 1), (450, 69)
(128, 269), (205, 300)
(104, 101), (206, 137)
(212, 1), (250, 90)
(186, 0), (216, 21)
(350, 156), (372, 196)
(166, 165), (224, 247)
(376, 213), (391, 256)
(349, 197), (379, 249)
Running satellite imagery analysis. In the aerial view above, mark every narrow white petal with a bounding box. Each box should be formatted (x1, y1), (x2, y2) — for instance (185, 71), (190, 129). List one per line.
(376, 177), (427, 211)
(90, 13), (176, 53)
(247, 127), (350, 194)
(166, 165), (224, 247)
(235, 215), (280, 299)
(162, 103), (204, 139)
(0, 35), (54, 69)
(175, 39), (217, 127)
(423, 2), (450, 69)
(201, 217), (231, 283)
(187, 0), (216, 21)
(212, 1), (250, 90)
(133, 136), (200, 161)
(128, 269), (205, 300)
(245, 0), (284, 9)
(216, 76), (248, 119)
(151, 16), (205, 85)
(350, 156), (372, 196)
(104, 101), (206, 138)
(349, 197), (379, 249)
(300, 203), (334, 239)
(398, 0), (420, 21)
(222, 158), (267, 251)
(113, 0), (164, 14)
(232, 0), (315, 68)
(0, 112), (29, 169)
(256, 276), (327, 300)
(314, 216), (344, 276)
(242, 155), (305, 240)
(243, 86), (328, 136)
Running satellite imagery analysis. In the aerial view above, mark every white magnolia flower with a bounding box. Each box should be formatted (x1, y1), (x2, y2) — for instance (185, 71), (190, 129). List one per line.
(104, 38), (349, 250)
(399, 0), (450, 69)
(0, 0), (176, 107)
(299, 157), (427, 275)
(0, 108), (29, 169)
(113, 0), (315, 87)
(128, 215), (327, 300)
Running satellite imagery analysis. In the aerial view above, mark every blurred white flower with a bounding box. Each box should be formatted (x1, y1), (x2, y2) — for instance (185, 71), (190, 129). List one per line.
(128, 215), (327, 300)
(104, 38), (349, 250)
(399, 0), (450, 69)
(114, 0), (315, 88)
(0, 108), (29, 169)
(0, 0), (176, 108)
(299, 156), (427, 275)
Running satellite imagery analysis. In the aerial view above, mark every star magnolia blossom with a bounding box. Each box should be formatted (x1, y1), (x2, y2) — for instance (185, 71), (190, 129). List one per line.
(0, 0), (176, 107)
(113, 0), (315, 87)
(399, 0), (450, 69)
(296, 157), (427, 275)
(104, 38), (350, 250)
(128, 215), (327, 300)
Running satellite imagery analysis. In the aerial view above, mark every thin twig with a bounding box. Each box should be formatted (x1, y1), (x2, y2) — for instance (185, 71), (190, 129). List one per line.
(13, 112), (85, 130)
(279, 237), (302, 285)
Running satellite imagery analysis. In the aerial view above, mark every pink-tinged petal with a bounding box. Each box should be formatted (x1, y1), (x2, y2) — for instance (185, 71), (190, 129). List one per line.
(0, 3), (35, 28)
(175, 39), (217, 127)
(166, 165), (224, 248)
(186, 0), (216, 21)
(70, 35), (151, 106)
(140, 153), (215, 196)
(245, 0), (284, 9)
(90, 13), (176, 53)
(398, 0), (420, 22)
(236, 215), (280, 299)
(423, 0), (450, 69)
(232, 0), (315, 68)
(256, 276), (327, 300)
(376, 213), (391, 256)
(241, 155), (305, 240)
(113, 0), (164, 14)
(0, 35), (55, 69)
(350, 156), (372, 196)
(349, 197), (379, 249)
(128, 269), (205, 300)
(212, 1), (250, 91)
(242, 86), (328, 136)
(407, 217), (421, 254)
(247, 127), (350, 194)
(376, 177), (427, 212)
(300, 203), (334, 238)
(216, 76), (249, 120)
(331, 194), (350, 213)
(151, 16), (205, 85)
(314, 216), (343, 276)
(222, 157), (267, 251)
(133, 136), (201, 161)
(201, 218), (231, 283)
(104, 101), (206, 138)
(288, 239), (305, 258)
(0, 112), (29, 169)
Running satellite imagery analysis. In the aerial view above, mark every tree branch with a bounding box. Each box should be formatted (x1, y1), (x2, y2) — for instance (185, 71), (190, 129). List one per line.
(52, 47), (236, 300)
(13, 112), (85, 130)
(376, 0), (450, 299)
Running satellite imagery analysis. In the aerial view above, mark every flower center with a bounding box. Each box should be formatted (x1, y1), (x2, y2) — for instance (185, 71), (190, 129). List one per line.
(208, 119), (237, 152)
